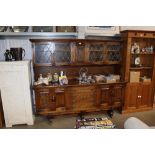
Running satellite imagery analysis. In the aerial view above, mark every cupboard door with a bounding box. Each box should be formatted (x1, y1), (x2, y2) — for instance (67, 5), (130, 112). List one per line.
(113, 84), (124, 107)
(55, 88), (66, 111)
(75, 42), (86, 63)
(35, 89), (56, 113)
(88, 43), (104, 64)
(100, 86), (111, 108)
(138, 83), (152, 108)
(124, 83), (138, 110)
(54, 42), (71, 65)
(34, 42), (54, 65)
(66, 86), (97, 111)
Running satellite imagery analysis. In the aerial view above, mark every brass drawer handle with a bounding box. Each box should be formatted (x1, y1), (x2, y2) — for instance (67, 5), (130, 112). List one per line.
(101, 87), (109, 90)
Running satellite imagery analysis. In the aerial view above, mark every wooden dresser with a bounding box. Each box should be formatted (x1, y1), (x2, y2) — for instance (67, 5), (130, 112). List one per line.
(30, 38), (127, 116)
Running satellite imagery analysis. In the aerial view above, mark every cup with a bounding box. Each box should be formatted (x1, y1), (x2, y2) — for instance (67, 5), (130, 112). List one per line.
(10, 48), (25, 61)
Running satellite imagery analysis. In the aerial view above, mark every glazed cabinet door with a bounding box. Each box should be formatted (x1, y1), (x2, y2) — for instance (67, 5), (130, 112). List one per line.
(54, 42), (71, 65)
(33, 42), (54, 65)
(88, 42), (105, 64)
(35, 88), (56, 113)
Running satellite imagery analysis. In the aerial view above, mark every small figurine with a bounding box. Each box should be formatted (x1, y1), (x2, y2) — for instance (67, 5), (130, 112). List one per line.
(47, 73), (52, 82)
(34, 74), (49, 85)
(150, 46), (154, 53)
(59, 71), (68, 85)
(131, 42), (140, 54)
(53, 73), (59, 83)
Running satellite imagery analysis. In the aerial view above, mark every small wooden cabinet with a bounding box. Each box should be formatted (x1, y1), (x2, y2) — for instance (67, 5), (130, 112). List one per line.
(124, 83), (152, 112)
(35, 87), (66, 114)
(35, 88), (56, 112)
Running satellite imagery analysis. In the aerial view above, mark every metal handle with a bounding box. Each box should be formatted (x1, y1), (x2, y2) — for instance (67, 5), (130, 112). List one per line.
(52, 95), (55, 101)
(22, 49), (25, 58)
(101, 87), (109, 90)
(138, 96), (142, 98)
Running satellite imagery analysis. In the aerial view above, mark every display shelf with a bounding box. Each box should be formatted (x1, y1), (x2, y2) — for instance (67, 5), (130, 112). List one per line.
(131, 53), (155, 55)
(121, 30), (155, 113)
(130, 66), (153, 70)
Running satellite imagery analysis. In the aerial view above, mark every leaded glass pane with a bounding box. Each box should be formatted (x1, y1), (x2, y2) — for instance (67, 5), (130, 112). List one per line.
(107, 44), (121, 61)
(55, 43), (71, 63)
(35, 43), (54, 64)
(89, 44), (104, 62)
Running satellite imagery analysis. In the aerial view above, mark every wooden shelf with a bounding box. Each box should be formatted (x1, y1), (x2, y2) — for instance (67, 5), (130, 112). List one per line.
(131, 53), (155, 55)
(0, 32), (78, 39)
(34, 61), (121, 67)
(130, 66), (153, 70)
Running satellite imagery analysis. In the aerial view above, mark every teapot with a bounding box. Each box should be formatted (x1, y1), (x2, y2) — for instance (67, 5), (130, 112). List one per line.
(4, 49), (14, 61)
(79, 67), (88, 83)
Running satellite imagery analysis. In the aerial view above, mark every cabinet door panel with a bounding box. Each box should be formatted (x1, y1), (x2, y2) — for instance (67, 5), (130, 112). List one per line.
(66, 86), (97, 111)
(113, 85), (124, 107)
(89, 43), (104, 64)
(54, 42), (71, 65)
(35, 89), (56, 112)
(138, 83), (152, 108)
(55, 88), (65, 108)
(100, 86), (111, 108)
(125, 83), (138, 110)
(34, 43), (53, 64)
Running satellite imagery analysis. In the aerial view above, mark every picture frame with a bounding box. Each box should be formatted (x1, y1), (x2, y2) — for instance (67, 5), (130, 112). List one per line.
(56, 26), (76, 32)
(85, 26), (120, 36)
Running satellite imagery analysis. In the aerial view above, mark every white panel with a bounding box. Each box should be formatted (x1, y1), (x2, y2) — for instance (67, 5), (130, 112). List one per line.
(0, 61), (34, 127)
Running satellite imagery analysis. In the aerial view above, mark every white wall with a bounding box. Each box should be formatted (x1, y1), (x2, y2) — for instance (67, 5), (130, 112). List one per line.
(0, 39), (32, 61)
(120, 26), (155, 31)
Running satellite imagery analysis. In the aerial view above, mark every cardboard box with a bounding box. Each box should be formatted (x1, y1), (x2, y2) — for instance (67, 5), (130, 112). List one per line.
(130, 71), (140, 82)
(113, 75), (121, 81)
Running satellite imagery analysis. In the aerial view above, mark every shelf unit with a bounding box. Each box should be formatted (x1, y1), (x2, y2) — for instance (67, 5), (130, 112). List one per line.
(121, 30), (155, 113)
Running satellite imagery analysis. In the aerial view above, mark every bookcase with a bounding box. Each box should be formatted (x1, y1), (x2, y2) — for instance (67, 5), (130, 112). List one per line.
(121, 30), (155, 113)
